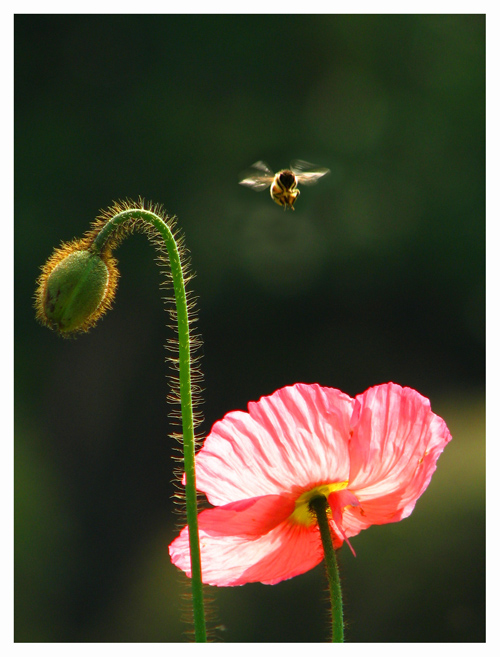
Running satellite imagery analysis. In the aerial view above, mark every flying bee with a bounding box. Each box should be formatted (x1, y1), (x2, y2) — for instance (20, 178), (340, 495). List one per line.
(239, 160), (330, 210)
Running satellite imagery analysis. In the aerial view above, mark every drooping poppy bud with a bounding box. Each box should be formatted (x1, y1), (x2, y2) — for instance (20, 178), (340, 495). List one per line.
(35, 239), (119, 336)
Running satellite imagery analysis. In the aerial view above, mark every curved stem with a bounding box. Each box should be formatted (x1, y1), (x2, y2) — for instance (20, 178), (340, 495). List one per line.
(309, 495), (344, 643)
(94, 208), (207, 642)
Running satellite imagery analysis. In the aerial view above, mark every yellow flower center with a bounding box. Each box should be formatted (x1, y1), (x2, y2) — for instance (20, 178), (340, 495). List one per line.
(290, 482), (349, 527)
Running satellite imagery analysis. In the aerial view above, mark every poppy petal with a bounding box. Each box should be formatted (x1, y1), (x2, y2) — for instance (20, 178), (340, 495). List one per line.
(196, 494), (296, 537)
(348, 383), (452, 512)
(194, 383), (354, 506)
(169, 513), (324, 586)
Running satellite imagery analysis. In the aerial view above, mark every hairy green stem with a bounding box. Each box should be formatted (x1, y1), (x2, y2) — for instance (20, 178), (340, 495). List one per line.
(309, 495), (344, 643)
(94, 208), (207, 642)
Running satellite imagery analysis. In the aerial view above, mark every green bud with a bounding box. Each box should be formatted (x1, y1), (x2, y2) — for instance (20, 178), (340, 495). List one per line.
(37, 247), (113, 334)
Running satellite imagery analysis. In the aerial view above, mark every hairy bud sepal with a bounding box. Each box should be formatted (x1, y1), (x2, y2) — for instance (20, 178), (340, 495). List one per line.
(35, 241), (118, 336)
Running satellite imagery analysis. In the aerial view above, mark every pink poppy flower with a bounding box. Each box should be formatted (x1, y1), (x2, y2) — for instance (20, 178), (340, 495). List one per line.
(169, 382), (451, 586)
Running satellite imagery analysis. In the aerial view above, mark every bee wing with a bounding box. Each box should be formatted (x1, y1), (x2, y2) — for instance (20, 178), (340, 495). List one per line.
(239, 161), (275, 191)
(290, 159), (330, 186)
(249, 160), (274, 175)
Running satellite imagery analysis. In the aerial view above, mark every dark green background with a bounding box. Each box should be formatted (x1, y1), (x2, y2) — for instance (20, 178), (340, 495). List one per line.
(15, 14), (485, 642)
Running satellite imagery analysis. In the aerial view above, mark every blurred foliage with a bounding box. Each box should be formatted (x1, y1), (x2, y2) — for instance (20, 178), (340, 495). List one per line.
(15, 14), (484, 642)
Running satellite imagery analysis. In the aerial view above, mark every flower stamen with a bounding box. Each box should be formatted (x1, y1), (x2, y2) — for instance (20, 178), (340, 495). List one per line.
(291, 482), (349, 527)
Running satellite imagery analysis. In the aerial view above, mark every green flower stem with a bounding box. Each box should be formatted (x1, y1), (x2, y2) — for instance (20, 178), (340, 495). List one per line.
(309, 495), (344, 643)
(93, 209), (207, 642)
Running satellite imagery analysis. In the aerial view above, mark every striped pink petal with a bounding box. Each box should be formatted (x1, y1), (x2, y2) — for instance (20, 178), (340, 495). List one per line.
(347, 383), (452, 525)
(169, 502), (324, 586)
(194, 384), (354, 506)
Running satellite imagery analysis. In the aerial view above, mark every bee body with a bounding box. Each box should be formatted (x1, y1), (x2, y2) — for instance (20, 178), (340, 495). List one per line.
(270, 169), (300, 209)
(239, 160), (329, 210)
